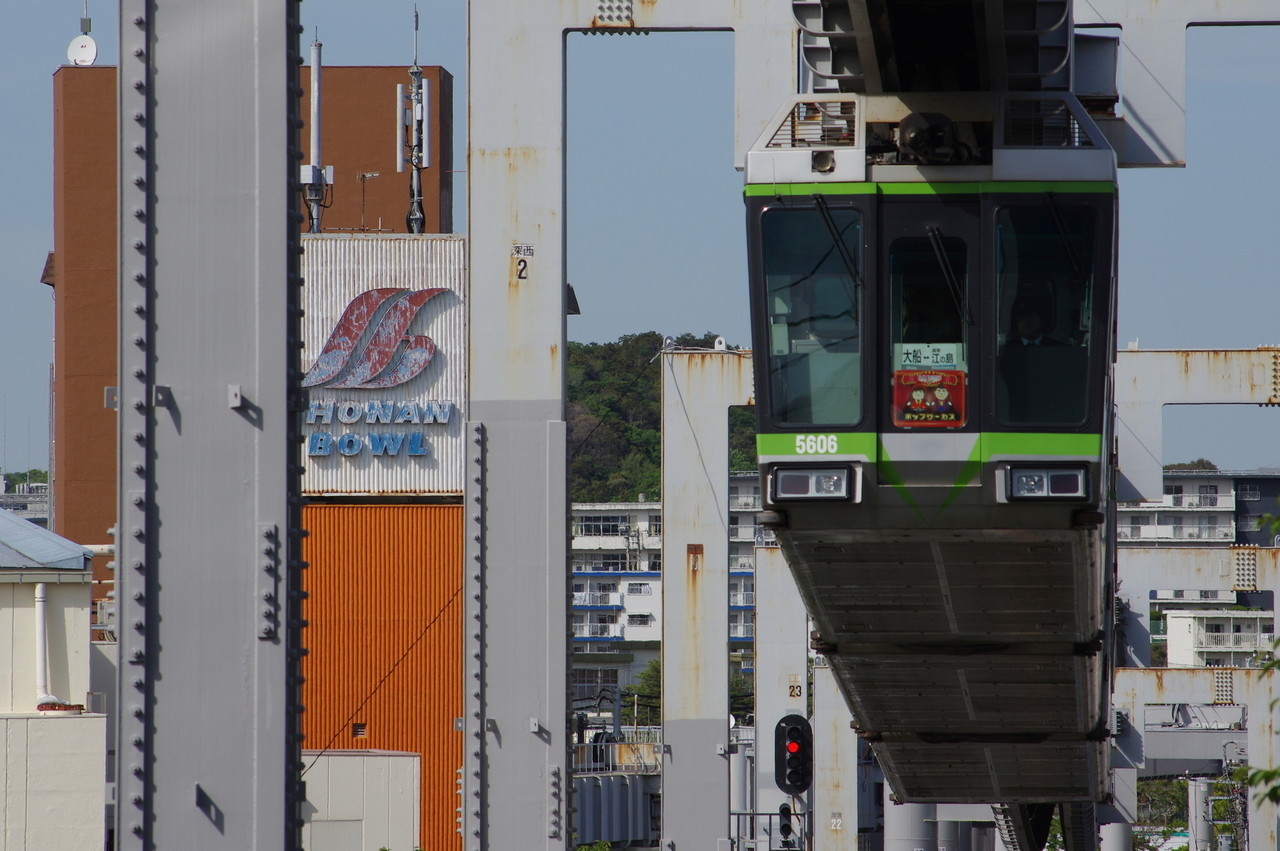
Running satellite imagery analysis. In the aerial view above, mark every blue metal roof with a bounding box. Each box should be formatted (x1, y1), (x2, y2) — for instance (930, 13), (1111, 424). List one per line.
(0, 509), (91, 571)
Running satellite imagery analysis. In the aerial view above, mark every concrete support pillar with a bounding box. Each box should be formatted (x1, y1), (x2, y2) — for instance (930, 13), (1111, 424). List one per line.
(1189, 779), (1213, 851)
(1100, 822), (1132, 851)
(883, 785), (936, 851)
(970, 823), (995, 851)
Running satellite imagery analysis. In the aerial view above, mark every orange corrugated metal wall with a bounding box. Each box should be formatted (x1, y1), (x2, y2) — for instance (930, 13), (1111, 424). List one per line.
(302, 504), (462, 850)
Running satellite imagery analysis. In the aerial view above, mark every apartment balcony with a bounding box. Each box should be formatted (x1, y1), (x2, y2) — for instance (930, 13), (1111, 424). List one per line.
(727, 524), (757, 542)
(729, 623), (755, 640)
(1193, 632), (1276, 652)
(572, 591), (623, 609)
(729, 592), (756, 607)
(1118, 493), (1236, 512)
(1152, 589), (1235, 606)
(1117, 525), (1235, 543)
(730, 558), (756, 573)
(729, 495), (762, 511)
(573, 623), (624, 640)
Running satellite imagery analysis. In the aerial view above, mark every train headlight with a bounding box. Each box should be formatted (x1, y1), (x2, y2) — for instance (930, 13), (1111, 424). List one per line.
(771, 467), (851, 501)
(1008, 467), (1087, 499)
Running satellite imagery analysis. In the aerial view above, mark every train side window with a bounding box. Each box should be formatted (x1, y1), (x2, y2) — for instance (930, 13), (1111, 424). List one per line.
(760, 206), (863, 426)
(888, 235), (969, 428)
(994, 205), (1096, 426)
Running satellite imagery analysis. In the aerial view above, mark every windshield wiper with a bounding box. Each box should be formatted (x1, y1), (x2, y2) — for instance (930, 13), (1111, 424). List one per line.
(926, 226), (972, 326)
(812, 195), (863, 297)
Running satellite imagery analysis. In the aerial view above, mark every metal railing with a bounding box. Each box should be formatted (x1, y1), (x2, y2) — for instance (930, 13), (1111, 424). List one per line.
(729, 592), (756, 607)
(1117, 525), (1235, 542)
(1194, 632), (1276, 650)
(572, 623), (622, 639)
(728, 525), (757, 542)
(729, 495), (762, 510)
(572, 592), (622, 607)
(1118, 494), (1236, 511)
(571, 740), (662, 775)
(729, 623), (756, 639)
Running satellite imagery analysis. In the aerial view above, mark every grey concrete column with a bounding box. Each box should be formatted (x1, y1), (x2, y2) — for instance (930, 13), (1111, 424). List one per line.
(756, 543), (811, 833)
(812, 657), (864, 850)
(884, 785), (936, 851)
(1189, 779), (1212, 851)
(660, 349), (753, 850)
(1099, 822), (1132, 851)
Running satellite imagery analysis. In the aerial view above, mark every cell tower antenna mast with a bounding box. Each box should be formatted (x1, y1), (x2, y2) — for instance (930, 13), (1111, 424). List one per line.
(406, 5), (426, 233)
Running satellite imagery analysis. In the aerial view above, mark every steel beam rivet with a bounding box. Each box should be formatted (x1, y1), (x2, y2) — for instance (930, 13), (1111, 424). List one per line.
(133, 112), (144, 123)
(133, 272), (145, 283)
(131, 650), (145, 662)
(132, 560), (143, 571)
(132, 590), (144, 601)
(133, 464), (146, 475)
(133, 431), (145, 443)
(133, 15), (144, 25)
(133, 176), (145, 187)
(132, 527), (144, 538)
(133, 336), (145, 347)
(133, 368), (145, 379)
(133, 240), (145, 251)
(133, 620), (144, 631)
(133, 47), (144, 57)
(133, 678), (144, 689)
(133, 304), (146, 315)
(132, 766), (144, 777)
(133, 209), (145, 220)
(133, 144), (145, 156)
(132, 736), (144, 747)
(133, 80), (145, 92)
(132, 706), (145, 718)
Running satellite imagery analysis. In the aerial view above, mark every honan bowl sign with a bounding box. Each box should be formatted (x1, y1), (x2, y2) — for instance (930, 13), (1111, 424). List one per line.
(300, 235), (466, 495)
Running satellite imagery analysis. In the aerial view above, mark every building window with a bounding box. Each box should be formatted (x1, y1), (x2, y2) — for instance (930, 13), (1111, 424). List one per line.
(1240, 516), (1263, 533)
(575, 515), (630, 536)
(627, 614), (651, 627)
(627, 583), (651, 596)
(1239, 484), (1260, 502)
(648, 514), (663, 535)
(648, 553), (662, 573)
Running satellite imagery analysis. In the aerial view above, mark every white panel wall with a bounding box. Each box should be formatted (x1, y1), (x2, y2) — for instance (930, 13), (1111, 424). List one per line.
(0, 579), (91, 713)
(0, 714), (106, 851)
(300, 750), (420, 851)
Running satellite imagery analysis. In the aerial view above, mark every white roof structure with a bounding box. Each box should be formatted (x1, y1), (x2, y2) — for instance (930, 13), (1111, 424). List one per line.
(0, 509), (91, 572)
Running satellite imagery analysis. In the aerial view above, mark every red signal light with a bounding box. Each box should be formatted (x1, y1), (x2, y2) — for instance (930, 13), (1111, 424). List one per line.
(786, 741), (801, 754)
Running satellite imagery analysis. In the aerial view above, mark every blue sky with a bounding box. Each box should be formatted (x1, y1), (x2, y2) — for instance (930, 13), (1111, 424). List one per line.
(1, 2), (1276, 472)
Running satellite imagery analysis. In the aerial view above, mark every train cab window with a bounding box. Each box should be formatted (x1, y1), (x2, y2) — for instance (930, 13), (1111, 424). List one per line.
(995, 205), (1097, 426)
(889, 235), (969, 428)
(760, 206), (863, 425)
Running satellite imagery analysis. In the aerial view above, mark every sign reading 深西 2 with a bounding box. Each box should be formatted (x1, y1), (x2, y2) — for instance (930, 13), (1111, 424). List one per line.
(300, 234), (467, 495)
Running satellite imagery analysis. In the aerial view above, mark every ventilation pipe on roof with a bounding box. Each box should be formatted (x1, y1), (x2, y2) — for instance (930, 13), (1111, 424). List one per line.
(34, 583), (67, 707)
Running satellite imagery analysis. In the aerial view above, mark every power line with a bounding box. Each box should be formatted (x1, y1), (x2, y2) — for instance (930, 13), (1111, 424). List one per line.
(302, 584), (461, 776)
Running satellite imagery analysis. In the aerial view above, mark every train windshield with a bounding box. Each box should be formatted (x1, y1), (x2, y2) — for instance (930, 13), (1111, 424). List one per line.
(889, 234), (969, 428)
(760, 206), (863, 426)
(994, 205), (1097, 426)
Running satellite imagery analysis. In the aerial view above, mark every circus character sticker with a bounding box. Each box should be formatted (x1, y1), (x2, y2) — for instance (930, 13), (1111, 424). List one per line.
(892, 370), (967, 428)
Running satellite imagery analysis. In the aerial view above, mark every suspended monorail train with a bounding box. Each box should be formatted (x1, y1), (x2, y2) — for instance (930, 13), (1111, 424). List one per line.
(747, 93), (1117, 808)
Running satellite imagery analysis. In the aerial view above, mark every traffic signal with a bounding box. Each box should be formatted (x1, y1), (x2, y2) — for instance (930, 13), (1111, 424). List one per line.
(774, 713), (813, 795)
(778, 803), (794, 839)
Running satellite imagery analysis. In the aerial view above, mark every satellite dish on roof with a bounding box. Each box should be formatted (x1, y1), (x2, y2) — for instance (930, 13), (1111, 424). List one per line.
(67, 35), (97, 66)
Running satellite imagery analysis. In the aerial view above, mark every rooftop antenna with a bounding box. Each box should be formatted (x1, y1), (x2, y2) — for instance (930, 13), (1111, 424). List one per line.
(402, 5), (427, 233)
(66, 0), (97, 66)
(302, 37), (333, 233)
(357, 172), (382, 231)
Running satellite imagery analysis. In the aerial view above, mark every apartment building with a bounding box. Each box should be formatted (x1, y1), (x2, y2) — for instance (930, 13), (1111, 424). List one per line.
(1119, 469), (1279, 668)
(570, 472), (769, 707)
